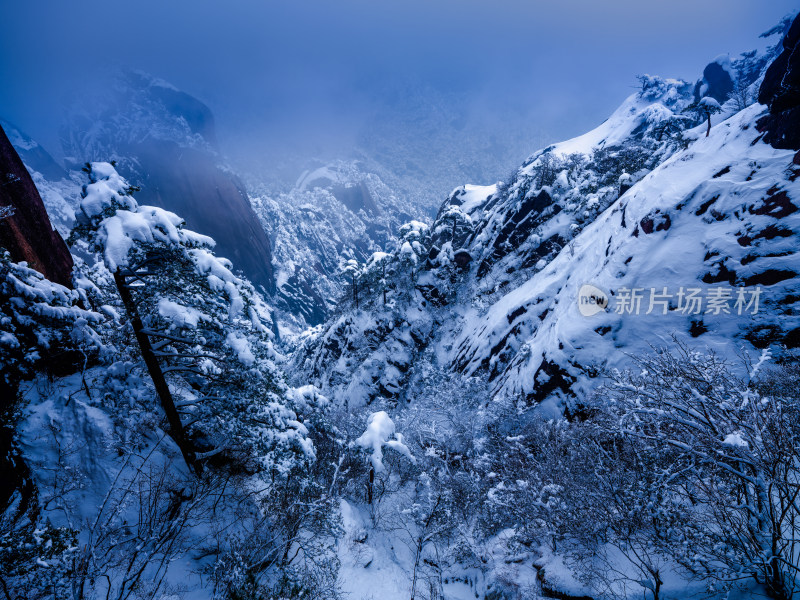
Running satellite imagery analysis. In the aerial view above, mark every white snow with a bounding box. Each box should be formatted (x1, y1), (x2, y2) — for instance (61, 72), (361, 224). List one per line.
(0, 331), (20, 347)
(225, 332), (255, 366)
(699, 96), (722, 110)
(354, 411), (415, 472)
(722, 432), (749, 448)
(458, 184), (497, 213)
(157, 299), (206, 329)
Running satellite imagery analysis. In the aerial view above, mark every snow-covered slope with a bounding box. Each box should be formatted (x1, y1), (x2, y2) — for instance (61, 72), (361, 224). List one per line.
(455, 102), (799, 413)
(252, 160), (421, 328)
(294, 32), (798, 415)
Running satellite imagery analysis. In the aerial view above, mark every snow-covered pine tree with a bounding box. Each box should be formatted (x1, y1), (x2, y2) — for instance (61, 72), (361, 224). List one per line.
(396, 221), (429, 285)
(340, 258), (363, 309)
(71, 162), (314, 476)
(695, 96), (722, 136)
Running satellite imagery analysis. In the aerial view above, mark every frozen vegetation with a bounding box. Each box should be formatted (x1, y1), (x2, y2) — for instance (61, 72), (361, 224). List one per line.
(2, 12), (800, 600)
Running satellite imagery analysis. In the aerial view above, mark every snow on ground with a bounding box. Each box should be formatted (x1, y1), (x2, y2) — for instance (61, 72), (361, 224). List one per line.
(453, 102), (799, 409)
(457, 183), (498, 214)
(338, 499), (417, 600)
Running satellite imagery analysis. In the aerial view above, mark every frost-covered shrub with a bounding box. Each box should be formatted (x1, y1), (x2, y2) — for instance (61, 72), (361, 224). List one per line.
(0, 252), (104, 390)
(0, 516), (78, 600)
(602, 346), (800, 600)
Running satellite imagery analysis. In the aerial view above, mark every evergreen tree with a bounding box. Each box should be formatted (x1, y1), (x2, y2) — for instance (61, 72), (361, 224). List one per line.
(71, 162), (314, 475)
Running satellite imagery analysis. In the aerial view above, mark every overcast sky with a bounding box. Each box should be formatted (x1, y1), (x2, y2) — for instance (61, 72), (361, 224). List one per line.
(1, 0), (797, 181)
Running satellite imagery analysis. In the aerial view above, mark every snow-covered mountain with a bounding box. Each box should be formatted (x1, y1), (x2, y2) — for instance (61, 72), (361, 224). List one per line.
(58, 70), (276, 294)
(52, 71), (526, 329)
(251, 160), (422, 327)
(293, 25), (798, 416)
(3, 13), (800, 600)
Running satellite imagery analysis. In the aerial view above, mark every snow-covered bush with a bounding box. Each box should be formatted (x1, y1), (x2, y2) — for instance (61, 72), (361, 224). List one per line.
(602, 345), (800, 600)
(354, 411), (415, 474)
(0, 252), (104, 390)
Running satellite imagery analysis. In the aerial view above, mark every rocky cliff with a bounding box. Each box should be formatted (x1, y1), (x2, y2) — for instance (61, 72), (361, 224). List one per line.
(60, 71), (275, 293)
(0, 124), (73, 287)
(758, 14), (800, 151)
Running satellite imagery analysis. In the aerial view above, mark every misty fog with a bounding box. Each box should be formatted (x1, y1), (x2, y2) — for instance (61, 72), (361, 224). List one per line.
(1, 0), (796, 198)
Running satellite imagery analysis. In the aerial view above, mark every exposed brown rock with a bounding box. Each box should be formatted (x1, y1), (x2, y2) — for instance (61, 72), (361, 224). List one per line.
(0, 124), (73, 287)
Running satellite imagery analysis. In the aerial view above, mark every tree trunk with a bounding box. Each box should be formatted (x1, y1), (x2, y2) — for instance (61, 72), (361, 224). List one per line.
(113, 269), (196, 471)
(706, 113), (711, 137)
(410, 536), (423, 600)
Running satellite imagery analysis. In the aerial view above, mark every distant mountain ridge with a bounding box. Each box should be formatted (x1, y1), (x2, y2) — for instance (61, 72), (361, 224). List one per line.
(292, 18), (799, 414)
(58, 70), (275, 294)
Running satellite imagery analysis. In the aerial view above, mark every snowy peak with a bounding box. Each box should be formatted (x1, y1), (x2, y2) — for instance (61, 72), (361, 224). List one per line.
(60, 70), (218, 166)
(294, 23), (800, 413)
(546, 76), (693, 158)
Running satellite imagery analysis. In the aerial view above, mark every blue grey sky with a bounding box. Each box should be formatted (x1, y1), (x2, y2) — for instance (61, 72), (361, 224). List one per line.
(1, 0), (797, 182)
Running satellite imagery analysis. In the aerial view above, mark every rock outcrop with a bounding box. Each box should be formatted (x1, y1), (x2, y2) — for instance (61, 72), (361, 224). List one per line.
(694, 60), (734, 104)
(758, 14), (800, 150)
(60, 71), (275, 294)
(0, 124), (73, 287)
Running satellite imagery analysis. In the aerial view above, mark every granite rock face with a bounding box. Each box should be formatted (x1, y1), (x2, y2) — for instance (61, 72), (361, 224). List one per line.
(694, 60), (734, 104)
(126, 139), (276, 294)
(0, 124), (73, 287)
(60, 71), (275, 294)
(758, 14), (800, 151)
